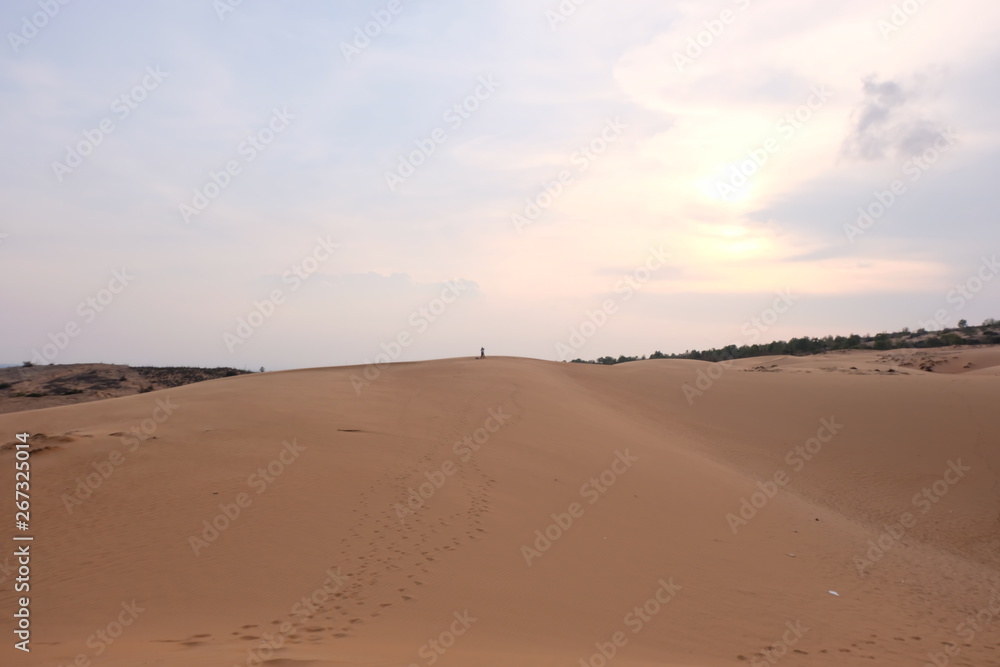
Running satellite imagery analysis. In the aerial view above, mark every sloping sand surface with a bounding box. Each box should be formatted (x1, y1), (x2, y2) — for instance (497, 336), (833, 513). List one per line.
(1, 352), (998, 666)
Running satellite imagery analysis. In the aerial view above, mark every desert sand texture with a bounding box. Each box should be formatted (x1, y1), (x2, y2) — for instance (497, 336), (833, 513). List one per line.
(1, 349), (999, 666)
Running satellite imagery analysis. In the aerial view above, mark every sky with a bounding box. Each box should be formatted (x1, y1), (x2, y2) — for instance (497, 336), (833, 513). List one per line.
(2, 0), (999, 370)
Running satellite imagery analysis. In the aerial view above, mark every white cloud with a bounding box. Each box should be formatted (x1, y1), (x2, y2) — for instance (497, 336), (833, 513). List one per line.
(2, 0), (999, 367)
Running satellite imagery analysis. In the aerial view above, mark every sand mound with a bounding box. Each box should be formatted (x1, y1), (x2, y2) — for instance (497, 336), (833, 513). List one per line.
(1, 353), (998, 666)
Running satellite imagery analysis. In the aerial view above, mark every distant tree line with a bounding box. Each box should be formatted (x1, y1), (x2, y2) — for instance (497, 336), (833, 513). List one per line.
(571, 319), (1000, 365)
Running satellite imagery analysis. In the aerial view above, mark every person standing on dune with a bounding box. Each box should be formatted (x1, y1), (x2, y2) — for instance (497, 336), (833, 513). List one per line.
(480, 347), (485, 359)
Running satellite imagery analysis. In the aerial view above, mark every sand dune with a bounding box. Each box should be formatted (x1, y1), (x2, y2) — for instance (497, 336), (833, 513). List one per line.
(2, 351), (999, 666)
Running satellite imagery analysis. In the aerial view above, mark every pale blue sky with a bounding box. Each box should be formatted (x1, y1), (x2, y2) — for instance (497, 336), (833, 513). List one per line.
(2, 0), (998, 369)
